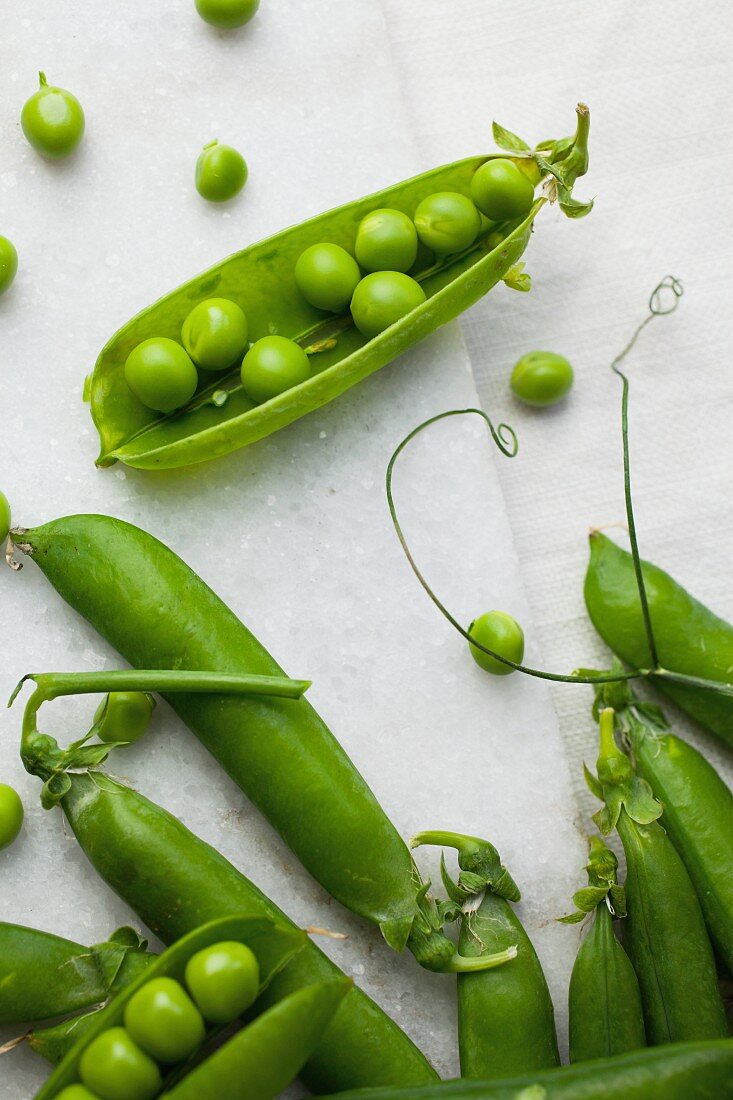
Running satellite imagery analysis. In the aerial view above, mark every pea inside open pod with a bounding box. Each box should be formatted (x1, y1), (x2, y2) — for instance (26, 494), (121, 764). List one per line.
(34, 916), (305, 1099)
(86, 108), (590, 471)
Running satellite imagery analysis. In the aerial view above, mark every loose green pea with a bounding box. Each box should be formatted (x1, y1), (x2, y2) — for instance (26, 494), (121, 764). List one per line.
(294, 243), (361, 313)
(413, 192), (481, 255)
(468, 611), (525, 676)
(21, 72), (85, 160)
(470, 158), (535, 222)
(240, 335), (311, 403)
(94, 692), (156, 745)
(79, 1027), (162, 1100)
(511, 351), (574, 407)
(0, 236), (18, 295)
(182, 298), (249, 371)
(195, 140), (248, 203)
(57, 1088), (100, 1100)
(124, 976), (205, 1064)
(355, 209), (418, 274)
(185, 940), (260, 1024)
(0, 784), (24, 851)
(195, 0), (260, 29)
(124, 338), (199, 414)
(350, 271), (426, 338)
(0, 490), (11, 544)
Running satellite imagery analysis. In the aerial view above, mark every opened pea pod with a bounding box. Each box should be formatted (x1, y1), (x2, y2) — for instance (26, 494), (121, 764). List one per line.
(86, 107), (591, 470)
(33, 915), (343, 1100)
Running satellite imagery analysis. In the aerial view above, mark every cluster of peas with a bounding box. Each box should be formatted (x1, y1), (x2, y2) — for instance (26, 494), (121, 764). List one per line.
(121, 157), (548, 416)
(0, 2), (263, 300)
(56, 939), (261, 1100)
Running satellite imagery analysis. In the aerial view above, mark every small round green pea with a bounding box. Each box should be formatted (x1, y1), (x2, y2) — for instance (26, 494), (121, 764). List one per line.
(0, 236), (18, 296)
(0, 784), (24, 852)
(294, 243), (361, 313)
(56, 1087), (100, 1100)
(21, 72), (85, 160)
(195, 140), (248, 203)
(350, 271), (426, 338)
(94, 692), (156, 746)
(124, 338), (199, 414)
(470, 159), (535, 222)
(240, 335), (310, 403)
(182, 298), (249, 371)
(413, 191), (481, 255)
(195, 0), (259, 29)
(511, 351), (574, 408)
(79, 1028), (162, 1100)
(0, 490), (11, 544)
(124, 976), (205, 1064)
(355, 209), (418, 274)
(185, 940), (260, 1024)
(468, 611), (525, 676)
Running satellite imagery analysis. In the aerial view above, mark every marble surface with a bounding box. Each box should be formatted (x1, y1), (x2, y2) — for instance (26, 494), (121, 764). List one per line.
(0, 2), (586, 1095)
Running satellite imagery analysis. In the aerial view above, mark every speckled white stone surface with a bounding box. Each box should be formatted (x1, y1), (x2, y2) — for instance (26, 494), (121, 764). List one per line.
(1, 2), (586, 1094)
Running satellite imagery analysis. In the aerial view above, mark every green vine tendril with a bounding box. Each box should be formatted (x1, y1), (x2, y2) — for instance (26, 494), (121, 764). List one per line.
(385, 276), (733, 697)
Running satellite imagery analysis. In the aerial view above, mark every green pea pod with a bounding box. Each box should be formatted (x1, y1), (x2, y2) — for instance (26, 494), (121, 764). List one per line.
(51, 769), (438, 1093)
(166, 980), (349, 1100)
(601, 684), (733, 975)
(27, 942), (156, 1065)
(564, 839), (645, 1063)
(34, 915), (304, 1098)
(0, 922), (148, 1026)
(458, 891), (559, 1078)
(87, 108), (590, 471)
(314, 1040), (733, 1100)
(616, 811), (727, 1044)
(588, 710), (727, 1045)
(409, 831), (558, 1079)
(584, 532), (733, 747)
(14, 514), (474, 971)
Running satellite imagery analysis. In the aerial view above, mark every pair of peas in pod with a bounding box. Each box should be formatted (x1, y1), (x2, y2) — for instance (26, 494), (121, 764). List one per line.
(59, 939), (261, 1100)
(124, 300), (309, 414)
(292, 157), (538, 338)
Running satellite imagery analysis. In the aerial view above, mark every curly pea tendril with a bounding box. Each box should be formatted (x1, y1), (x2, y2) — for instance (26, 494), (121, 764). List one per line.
(387, 276), (733, 698)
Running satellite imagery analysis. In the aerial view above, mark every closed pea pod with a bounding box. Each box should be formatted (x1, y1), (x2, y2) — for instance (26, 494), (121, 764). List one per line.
(86, 107), (590, 471)
(588, 708), (727, 1045)
(411, 832), (559, 1080)
(605, 683), (733, 973)
(585, 532), (733, 749)
(317, 1041), (733, 1100)
(562, 837), (646, 1063)
(0, 923), (148, 1027)
(12, 514), (504, 974)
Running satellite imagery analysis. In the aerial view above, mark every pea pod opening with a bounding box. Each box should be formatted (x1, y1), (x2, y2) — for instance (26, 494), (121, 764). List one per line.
(587, 708), (727, 1044)
(562, 837), (646, 1063)
(13, 515), (514, 975)
(87, 108), (590, 471)
(411, 831), (559, 1080)
(34, 915), (305, 1098)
